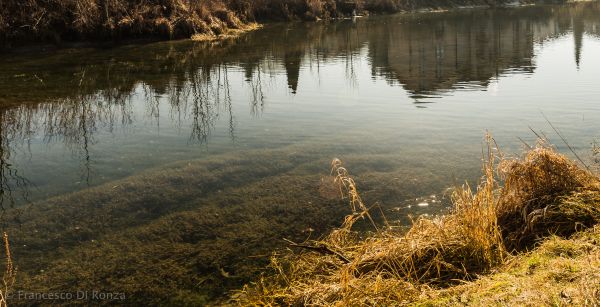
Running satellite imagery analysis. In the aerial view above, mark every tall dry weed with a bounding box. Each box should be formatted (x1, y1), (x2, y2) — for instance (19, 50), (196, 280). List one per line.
(0, 233), (15, 307)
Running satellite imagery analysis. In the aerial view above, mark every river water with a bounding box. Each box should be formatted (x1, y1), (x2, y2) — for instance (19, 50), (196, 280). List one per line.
(0, 2), (599, 304)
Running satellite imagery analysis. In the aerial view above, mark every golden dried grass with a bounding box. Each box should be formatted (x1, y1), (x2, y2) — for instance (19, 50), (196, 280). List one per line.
(496, 139), (600, 251)
(234, 135), (600, 305)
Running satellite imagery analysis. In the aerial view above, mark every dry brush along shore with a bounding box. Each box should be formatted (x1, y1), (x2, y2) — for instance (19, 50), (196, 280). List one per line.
(0, 0), (537, 45)
(236, 136), (600, 305)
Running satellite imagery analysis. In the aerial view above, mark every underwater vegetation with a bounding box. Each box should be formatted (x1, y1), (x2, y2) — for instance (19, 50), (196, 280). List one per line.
(236, 136), (600, 305)
(2, 143), (461, 305)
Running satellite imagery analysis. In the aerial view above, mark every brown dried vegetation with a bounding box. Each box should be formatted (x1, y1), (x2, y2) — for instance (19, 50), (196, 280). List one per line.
(236, 136), (600, 305)
(0, 0), (521, 44)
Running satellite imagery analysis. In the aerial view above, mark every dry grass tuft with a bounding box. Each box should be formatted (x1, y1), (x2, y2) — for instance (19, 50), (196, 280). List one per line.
(234, 136), (600, 305)
(496, 139), (600, 251)
(191, 22), (261, 41)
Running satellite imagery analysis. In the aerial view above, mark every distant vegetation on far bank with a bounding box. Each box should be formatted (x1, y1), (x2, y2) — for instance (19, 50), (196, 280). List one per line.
(0, 0), (536, 45)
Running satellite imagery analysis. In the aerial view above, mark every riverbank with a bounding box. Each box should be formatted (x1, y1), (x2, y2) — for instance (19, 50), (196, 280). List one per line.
(0, 0), (539, 47)
(236, 138), (600, 305)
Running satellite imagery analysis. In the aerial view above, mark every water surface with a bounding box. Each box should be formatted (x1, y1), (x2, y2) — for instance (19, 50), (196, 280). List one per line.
(1, 3), (599, 304)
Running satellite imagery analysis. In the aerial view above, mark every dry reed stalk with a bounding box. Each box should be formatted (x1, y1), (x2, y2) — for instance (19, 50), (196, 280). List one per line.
(331, 158), (379, 233)
(0, 233), (15, 307)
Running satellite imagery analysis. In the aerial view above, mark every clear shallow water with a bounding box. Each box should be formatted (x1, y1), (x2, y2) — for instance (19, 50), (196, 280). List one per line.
(1, 4), (600, 204)
(1, 2), (600, 303)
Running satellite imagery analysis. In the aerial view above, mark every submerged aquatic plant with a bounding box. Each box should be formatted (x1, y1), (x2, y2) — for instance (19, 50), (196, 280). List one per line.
(235, 135), (600, 305)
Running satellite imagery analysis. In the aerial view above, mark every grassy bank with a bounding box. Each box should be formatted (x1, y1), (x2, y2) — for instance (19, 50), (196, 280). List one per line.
(424, 228), (600, 305)
(0, 0), (529, 45)
(236, 137), (600, 305)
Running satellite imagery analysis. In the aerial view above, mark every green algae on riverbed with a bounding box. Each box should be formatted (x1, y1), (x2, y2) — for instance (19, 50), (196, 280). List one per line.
(4, 145), (462, 304)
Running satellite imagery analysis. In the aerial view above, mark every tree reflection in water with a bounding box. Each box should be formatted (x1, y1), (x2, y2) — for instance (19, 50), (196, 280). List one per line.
(0, 2), (599, 205)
